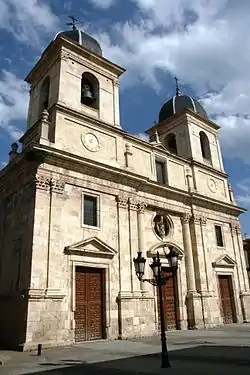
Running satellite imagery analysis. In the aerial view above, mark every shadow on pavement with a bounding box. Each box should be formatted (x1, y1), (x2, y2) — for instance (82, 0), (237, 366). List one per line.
(12, 345), (250, 375)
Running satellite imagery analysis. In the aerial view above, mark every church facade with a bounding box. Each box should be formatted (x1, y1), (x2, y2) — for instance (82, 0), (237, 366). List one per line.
(0, 28), (250, 350)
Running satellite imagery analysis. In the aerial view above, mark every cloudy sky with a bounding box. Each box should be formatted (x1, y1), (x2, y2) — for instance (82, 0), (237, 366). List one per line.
(0, 0), (250, 235)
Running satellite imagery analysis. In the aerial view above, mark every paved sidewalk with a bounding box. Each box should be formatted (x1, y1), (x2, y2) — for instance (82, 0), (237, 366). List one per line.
(0, 324), (250, 374)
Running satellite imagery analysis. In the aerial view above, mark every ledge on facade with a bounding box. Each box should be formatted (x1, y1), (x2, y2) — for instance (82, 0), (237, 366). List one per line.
(117, 291), (155, 300)
(64, 236), (117, 259)
(190, 158), (228, 178)
(24, 288), (66, 300)
(212, 254), (236, 268)
(27, 144), (245, 217)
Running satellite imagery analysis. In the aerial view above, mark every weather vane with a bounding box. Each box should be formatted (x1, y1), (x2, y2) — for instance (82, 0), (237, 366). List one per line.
(67, 16), (78, 30)
(174, 76), (180, 96)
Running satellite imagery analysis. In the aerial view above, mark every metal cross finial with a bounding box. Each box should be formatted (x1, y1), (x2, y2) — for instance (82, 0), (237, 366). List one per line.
(67, 15), (78, 30)
(174, 76), (180, 96)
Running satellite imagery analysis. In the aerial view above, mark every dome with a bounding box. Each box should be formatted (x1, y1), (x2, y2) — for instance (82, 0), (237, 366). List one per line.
(55, 29), (102, 56)
(159, 94), (207, 123)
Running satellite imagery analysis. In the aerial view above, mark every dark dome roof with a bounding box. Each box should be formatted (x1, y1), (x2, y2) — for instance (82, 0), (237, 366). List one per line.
(159, 94), (207, 123)
(55, 29), (102, 56)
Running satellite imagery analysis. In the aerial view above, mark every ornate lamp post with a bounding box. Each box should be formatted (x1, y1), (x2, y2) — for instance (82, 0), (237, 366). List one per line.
(133, 246), (179, 368)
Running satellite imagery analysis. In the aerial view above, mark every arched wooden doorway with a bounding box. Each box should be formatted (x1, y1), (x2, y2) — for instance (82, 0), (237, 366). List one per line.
(147, 242), (183, 330)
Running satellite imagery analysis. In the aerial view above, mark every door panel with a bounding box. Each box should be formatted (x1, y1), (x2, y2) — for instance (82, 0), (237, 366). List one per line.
(75, 267), (104, 341)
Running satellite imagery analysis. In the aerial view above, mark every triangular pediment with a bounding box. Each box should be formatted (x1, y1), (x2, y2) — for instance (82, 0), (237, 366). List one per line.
(212, 254), (236, 268)
(64, 237), (117, 259)
(152, 143), (168, 152)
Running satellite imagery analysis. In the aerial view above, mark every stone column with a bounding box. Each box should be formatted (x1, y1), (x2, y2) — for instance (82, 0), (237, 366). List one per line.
(190, 214), (209, 292)
(137, 202), (148, 294)
(231, 221), (250, 321)
(181, 213), (196, 293)
(181, 213), (203, 328)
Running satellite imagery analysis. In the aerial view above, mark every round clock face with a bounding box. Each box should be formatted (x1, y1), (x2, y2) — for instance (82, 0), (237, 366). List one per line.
(82, 133), (100, 152)
(208, 178), (216, 193)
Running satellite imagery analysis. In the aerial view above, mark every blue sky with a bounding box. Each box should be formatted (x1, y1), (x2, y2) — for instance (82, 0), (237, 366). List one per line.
(0, 0), (250, 235)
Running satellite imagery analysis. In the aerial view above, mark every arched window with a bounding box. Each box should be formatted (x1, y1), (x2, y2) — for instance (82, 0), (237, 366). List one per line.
(39, 76), (50, 113)
(165, 133), (178, 154)
(81, 72), (99, 110)
(199, 131), (211, 163)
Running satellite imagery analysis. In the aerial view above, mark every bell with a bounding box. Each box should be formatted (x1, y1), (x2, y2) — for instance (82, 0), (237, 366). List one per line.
(81, 84), (94, 104)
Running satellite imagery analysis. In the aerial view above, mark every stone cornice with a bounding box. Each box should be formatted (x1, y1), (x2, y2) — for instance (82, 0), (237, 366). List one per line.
(190, 191), (245, 215)
(146, 109), (220, 135)
(22, 145), (245, 217)
(191, 159), (228, 178)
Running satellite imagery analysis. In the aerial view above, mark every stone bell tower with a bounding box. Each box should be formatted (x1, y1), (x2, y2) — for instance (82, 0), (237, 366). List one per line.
(23, 25), (125, 156)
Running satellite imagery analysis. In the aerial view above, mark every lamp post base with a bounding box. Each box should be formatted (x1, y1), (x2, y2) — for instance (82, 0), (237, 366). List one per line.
(161, 354), (171, 368)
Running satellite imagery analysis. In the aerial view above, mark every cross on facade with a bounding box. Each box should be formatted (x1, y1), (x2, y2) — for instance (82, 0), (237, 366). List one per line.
(174, 76), (180, 96)
(67, 15), (78, 30)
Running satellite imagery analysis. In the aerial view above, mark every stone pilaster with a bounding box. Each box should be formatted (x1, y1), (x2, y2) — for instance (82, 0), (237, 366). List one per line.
(181, 213), (203, 329)
(113, 80), (120, 127)
(31, 174), (66, 297)
(231, 221), (250, 322)
(228, 184), (236, 205)
(186, 167), (195, 193)
(128, 197), (139, 294)
(137, 201), (148, 294)
(45, 178), (65, 295)
(116, 195), (131, 296)
(125, 144), (133, 168)
(190, 213), (209, 293)
(231, 222), (248, 292)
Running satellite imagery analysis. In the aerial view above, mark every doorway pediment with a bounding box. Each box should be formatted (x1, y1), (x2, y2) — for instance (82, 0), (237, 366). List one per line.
(64, 237), (117, 259)
(212, 254), (236, 268)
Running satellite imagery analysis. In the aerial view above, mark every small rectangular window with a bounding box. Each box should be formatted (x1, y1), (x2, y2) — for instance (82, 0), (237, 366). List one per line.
(215, 225), (224, 247)
(156, 161), (165, 184)
(83, 195), (98, 227)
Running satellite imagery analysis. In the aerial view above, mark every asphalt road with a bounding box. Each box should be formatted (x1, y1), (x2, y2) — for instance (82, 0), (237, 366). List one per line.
(1, 323), (250, 375)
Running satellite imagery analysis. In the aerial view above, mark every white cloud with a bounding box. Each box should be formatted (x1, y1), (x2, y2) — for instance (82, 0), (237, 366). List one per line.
(133, 132), (149, 142)
(0, 70), (28, 140)
(89, 0), (250, 163)
(0, 161), (7, 170)
(236, 179), (250, 206)
(0, 0), (59, 46)
(88, 0), (116, 8)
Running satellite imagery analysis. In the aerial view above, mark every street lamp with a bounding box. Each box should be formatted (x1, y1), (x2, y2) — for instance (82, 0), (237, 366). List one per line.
(133, 246), (179, 368)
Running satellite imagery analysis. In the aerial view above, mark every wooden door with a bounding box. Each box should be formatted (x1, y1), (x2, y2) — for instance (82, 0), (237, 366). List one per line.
(75, 267), (105, 342)
(158, 269), (179, 330)
(218, 275), (236, 324)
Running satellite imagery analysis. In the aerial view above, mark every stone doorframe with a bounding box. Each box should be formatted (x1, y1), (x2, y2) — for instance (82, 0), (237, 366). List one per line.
(147, 242), (187, 329)
(212, 254), (239, 322)
(64, 236), (117, 340)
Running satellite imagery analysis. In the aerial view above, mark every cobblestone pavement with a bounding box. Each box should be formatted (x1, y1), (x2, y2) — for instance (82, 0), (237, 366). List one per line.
(0, 324), (250, 375)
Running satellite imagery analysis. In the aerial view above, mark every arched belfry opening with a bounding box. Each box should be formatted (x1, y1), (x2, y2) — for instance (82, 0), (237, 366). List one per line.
(39, 76), (50, 113)
(81, 72), (99, 110)
(199, 131), (211, 163)
(165, 133), (178, 155)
